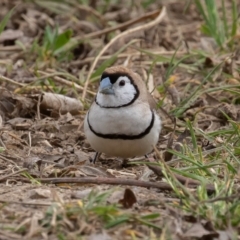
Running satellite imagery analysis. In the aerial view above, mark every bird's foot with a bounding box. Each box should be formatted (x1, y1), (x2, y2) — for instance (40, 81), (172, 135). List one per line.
(89, 152), (102, 164)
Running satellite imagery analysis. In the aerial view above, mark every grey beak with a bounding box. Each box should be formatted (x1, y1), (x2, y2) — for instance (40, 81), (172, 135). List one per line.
(99, 77), (115, 95)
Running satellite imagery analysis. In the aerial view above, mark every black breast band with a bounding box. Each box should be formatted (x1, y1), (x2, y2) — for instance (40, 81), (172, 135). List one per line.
(87, 110), (155, 140)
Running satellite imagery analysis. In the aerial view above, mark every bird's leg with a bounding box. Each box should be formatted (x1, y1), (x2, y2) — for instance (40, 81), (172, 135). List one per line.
(90, 152), (102, 164)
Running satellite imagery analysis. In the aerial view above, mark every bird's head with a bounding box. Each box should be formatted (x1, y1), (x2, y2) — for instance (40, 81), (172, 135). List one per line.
(96, 66), (144, 108)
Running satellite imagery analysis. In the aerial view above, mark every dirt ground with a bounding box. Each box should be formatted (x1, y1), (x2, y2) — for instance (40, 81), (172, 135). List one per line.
(0, 0), (240, 239)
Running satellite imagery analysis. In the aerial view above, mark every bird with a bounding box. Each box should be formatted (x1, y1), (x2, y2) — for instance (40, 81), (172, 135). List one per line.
(84, 65), (161, 163)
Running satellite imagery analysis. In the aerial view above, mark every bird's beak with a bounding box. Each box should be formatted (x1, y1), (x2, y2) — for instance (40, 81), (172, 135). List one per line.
(99, 77), (115, 95)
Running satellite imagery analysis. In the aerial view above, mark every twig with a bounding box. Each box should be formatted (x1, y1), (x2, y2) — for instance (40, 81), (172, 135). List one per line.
(52, 76), (95, 96)
(0, 46), (22, 51)
(73, 4), (107, 26)
(36, 70), (95, 96)
(82, 6), (167, 100)
(0, 136), (6, 150)
(39, 176), (215, 193)
(0, 199), (54, 206)
(75, 9), (162, 41)
(36, 94), (41, 120)
(0, 198), (106, 206)
(7, 131), (28, 146)
(27, 131), (32, 156)
(11, 70), (96, 96)
(39, 177), (173, 191)
(0, 168), (28, 182)
(0, 154), (18, 167)
(70, 50), (186, 66)
(0, 75), (25, 87)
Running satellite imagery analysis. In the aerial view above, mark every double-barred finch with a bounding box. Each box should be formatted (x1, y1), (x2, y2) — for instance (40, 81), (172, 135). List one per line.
(84, 66), (161, 163)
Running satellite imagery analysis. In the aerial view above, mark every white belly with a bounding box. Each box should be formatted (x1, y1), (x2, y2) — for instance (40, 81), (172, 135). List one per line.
(84, 102), (161, 158)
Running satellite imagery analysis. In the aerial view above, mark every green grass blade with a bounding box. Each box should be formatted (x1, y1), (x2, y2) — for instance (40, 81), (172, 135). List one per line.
(186, 119), (198, 150)
(171, 168), (210, 183)
(53, 29), (72, 53)
(231, 0), (238, 37)
(105, 215), (130, 228)
(194, 0), (209, 27)
(172, 62), (223, 117)
(221, 0), (228, 38)
(0, 7), (15, 34)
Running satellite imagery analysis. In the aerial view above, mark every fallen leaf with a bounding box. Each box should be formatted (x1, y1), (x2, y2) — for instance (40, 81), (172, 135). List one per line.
(29, 189), (52, 199)
(204, 57), (214, 68)
(183, 222), (218, 238)
(118, 188), (137, 209)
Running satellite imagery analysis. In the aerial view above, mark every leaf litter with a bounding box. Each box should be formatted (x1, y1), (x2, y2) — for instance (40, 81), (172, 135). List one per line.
(0, 0), (240, 239)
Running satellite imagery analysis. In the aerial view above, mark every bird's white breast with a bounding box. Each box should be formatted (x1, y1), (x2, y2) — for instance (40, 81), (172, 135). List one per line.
(88, 101), (152, 135)
(84, 101), (161, 158)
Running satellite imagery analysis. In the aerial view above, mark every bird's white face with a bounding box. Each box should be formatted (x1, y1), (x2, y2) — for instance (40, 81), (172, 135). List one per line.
(95, 73), (139, 108)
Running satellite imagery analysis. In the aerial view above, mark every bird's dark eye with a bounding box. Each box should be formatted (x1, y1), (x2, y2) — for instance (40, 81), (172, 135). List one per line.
(119, 80), (125, 86)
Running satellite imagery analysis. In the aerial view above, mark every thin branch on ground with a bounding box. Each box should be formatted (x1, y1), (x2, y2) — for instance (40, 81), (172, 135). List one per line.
(0, 168), (28, 182)
(36, 70), (95, 96)
(38, 176), (215, 193)
(0, 75), (25, 87)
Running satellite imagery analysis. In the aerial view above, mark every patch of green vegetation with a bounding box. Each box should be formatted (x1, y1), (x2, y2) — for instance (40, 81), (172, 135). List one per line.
(194, 0), (238, 49)
(21, 172), (42, 185)
(28, 26), (74, 67)
(154, 113), (240, 230)
(39, 189), (161, 238)
(0, 7), (14, 34)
